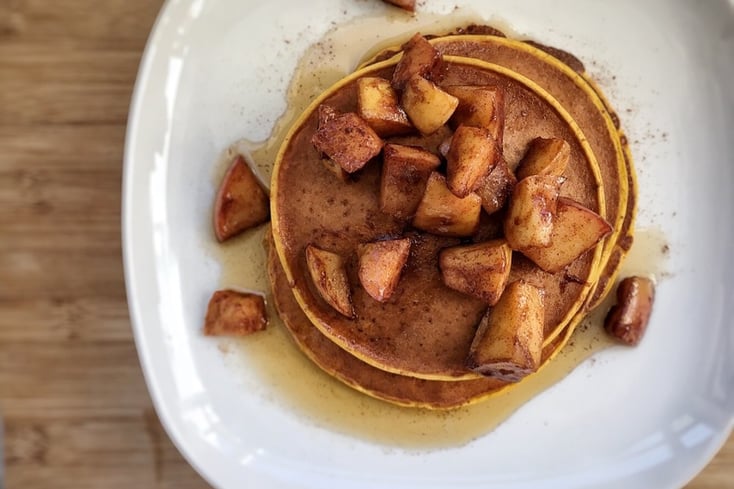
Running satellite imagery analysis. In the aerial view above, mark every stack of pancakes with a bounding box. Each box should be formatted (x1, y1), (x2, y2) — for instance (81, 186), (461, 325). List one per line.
(267, 29), (635, 409)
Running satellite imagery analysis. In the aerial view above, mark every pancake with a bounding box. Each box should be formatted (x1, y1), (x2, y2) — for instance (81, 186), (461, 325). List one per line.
(267, 235), (584, 409)
(271, 55), (606, 380)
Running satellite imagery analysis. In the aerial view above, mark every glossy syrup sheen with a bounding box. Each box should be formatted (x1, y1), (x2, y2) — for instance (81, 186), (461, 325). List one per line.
(208, 16), (668, 449)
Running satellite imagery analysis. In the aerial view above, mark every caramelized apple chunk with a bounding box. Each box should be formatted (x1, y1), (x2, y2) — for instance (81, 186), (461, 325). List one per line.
(305, 244), (355, 318)
(504, 174), (565, 250)
(522, 197), (612, 272)
(204, 290), (268, 336)
(379, 143), (441, 219)
(391, 33), (443, 90)
(358, 237), (412, 302)
(213, 154), (270, 242)
(516, 137), (571, 180)
(439, 239), (512, 305)
(475, 157), (517, 215)
(401, 75), (459, 135)
(466, 280), (544, 382)
(413, 172), (482, 237)
(605, 276), (655, 346)
(446, 124), (501, 198)
(311, 109), (384, 173)
(315, 105), (349, 180)
(357, 77), (414, 137)
(445, 85), (506, 143)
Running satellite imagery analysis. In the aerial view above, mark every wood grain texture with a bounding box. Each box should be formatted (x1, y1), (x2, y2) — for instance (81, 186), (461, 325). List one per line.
(0, 0), (730, 488)
(0, 0), (210, 487)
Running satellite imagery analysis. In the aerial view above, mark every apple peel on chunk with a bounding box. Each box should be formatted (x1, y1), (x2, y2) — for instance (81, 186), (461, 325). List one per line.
(358, 237), (412, 302)
(382, 0), (415, 12)
(305, 244), (355, 318)
(213, 154), (270, 242)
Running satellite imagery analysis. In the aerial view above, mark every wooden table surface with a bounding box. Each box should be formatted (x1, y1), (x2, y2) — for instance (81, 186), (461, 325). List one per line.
(0, 1), (731, 487)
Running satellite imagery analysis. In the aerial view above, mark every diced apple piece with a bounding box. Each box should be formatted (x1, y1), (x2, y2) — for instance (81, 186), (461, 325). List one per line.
(311, 110), (384, 173)
(516, 137), (571, 180)
(444, 85), (505, 143)
(392, 33), (443, 90)
(439, 239), (512, 305)
(401, 75), (459, 135)
(413, 172), (482, 237)
(316, 105), (349, 180)
(213, 154), (270, 242)
(204, 290), (268, 336)
(475, 157), (517, 215)
(357, 77), (414, 137)
(305, 245), (355, 318)
(503, 174), (565, 250)
(466, 280), (544, 381)
(318, 104), (338, 127)
(522, 197), (613, 272)
(446, 124), (501, 198)
(357, 238), (412, 302)
(379, 143), (441, 219)
(605, 276), (655, 346)
(382, 0), (415, 11)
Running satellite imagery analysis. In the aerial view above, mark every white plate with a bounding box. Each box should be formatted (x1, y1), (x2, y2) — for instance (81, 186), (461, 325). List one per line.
(123, 0), (734, 487)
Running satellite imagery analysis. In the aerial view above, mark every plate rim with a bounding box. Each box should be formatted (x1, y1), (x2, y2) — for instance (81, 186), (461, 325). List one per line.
(121, 1), (734, 488)
(121, 0), (224, 487)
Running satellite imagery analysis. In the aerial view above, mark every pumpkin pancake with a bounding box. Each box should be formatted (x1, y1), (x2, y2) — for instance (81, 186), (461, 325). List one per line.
(271, 55), (605, 380)
(267, 236), (585, 409)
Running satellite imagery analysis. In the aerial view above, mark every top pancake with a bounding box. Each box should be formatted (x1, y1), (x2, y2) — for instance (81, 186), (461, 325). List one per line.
(271, 55), (605, 380)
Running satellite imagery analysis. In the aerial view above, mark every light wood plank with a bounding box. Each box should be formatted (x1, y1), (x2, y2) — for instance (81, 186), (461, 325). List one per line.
(0, 342), (150, 418)
(0, 0), (160, 126)
(0, 125), (125, 242)
(0, 125), (125, 170)
(5, 411), (209, 489)
(0, 248), (124, 300)
(0, 0), (161, 51)
(0, 297), (132, 341)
